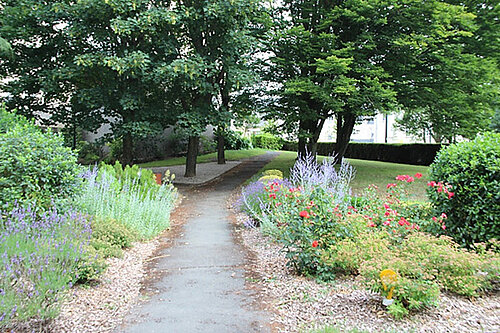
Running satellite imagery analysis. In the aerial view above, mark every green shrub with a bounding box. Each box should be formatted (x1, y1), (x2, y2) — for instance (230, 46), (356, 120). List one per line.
(76, 141), (102, 165)
(89, 217), (137, 258)
(428, 133), (500, 248)
(200, 135), (216, 154)
(98, 161), (159, 198)
(73, 245), (108, 283)
(221, 129), (253, 150)
(251, 133), (283, 150)
(0, 106), (81, 209)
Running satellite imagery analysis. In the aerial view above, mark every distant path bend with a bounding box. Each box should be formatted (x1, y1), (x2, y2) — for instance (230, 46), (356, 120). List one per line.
(119, 152), (278, 333)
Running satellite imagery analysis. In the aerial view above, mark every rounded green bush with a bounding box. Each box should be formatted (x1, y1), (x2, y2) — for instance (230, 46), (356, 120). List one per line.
(0, 106), (81, 208)
(428, 133), (500, 247)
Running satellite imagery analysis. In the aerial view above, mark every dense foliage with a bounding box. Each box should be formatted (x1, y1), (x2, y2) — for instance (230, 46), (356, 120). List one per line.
(0, 108), (178, 328)
(429, 133), (500, 248)
(0, 106), (81, 209)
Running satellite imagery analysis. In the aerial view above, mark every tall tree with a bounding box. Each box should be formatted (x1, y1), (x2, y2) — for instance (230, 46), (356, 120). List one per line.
(164, 0), (264, 176)
(264, 0), (395, 159)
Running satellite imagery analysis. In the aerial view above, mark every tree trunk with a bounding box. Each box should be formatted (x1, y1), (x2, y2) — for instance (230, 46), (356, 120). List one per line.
(336, 113), (356, 162)
(298, 136), (307, 159)
(217, 133), (226, 164)
(308, 118), (326, 159)
(184, 136), (200, 177)
(121, 131), (134, 166)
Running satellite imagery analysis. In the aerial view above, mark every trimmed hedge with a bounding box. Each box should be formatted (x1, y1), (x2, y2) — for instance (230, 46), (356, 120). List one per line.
(252, 133), (283, 150)
(282, 142), (443, 165)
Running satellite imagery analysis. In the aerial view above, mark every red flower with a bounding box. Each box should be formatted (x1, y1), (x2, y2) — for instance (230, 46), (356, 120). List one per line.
(427, 181), (436, 187)
(448, 192), (454, 199)
(414, 173), (423, 179)
(442, 224), (446, 230)
(269, 193), (276, 199)
(386, 183), (397, 189)
(312, 240), (319, 248)
(441, 213), (447, 219)
(299, 210), (310, 219)
(399, 217), (410, 226)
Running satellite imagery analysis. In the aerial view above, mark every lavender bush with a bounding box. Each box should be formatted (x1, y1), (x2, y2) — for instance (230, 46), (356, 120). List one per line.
(0, 205), (91, 327)
(76, 167), (177, 239)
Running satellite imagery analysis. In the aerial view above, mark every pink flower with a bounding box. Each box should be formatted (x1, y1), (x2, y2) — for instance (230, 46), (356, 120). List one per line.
(368, 223), (376, 228)
(448, 192), (454, 199)
(441, 213), (447, 219)
(414, 173), (423, 179)
(383, 220), (391, 226)
(442, 224), (446, 230)
(312, 240), (319, 248)
(406, 176), (415, 183)
(432, 216), (438, 222)
(427, 181), (436, 187)
(384, 203), (390, 210)
(269, 193), (276, 199)
(386, 183), (397, 189)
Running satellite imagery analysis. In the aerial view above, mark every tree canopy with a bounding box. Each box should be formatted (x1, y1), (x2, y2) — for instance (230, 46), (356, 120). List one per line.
(1, 0), (498, 169)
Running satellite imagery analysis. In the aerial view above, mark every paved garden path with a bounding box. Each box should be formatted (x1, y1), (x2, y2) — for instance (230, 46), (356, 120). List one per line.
(119, 152), (278, 333)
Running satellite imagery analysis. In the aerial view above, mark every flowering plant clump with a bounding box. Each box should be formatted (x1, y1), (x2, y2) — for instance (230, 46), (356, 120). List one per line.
(353, 174), (443, 243)
(0, 205), (92, 326)
(76, 166), (177, 239)
(241, 154), (358, 278)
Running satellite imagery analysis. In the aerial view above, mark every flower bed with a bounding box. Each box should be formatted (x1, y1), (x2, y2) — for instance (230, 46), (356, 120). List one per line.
(241, 154), (499, 318)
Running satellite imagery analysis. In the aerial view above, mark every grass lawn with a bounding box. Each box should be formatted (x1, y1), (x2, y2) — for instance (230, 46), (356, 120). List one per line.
(137, 148), (269, 168)
(259, 151), (429, 201)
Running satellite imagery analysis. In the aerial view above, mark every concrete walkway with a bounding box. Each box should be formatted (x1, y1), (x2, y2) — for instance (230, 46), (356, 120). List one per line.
(119, 152), (278, 333)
